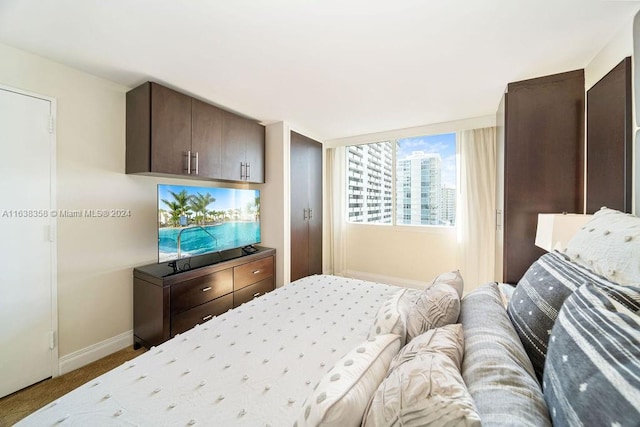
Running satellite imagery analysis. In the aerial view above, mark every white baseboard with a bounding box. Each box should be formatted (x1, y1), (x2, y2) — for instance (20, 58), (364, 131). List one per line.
(58, 330), (133, 376)
(342, 270), (429, 290)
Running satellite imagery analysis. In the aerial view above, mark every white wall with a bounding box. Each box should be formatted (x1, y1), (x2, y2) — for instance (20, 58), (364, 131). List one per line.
(0, 43), (256, 363)
(262, 122), (289, 286)
(326, 115), (495, 291)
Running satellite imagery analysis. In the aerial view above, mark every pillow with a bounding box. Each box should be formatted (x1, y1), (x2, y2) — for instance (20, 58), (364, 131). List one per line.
(388, 322), (464, 372)
(406, 282), (460, 342)
(460, 283), (551, 426)
(507, 251), (602, 381)
(428, 270), (464, 298)
(543, 281), (640, 426)
(564, 207), (640, 285)
(295, 334), (401, 427)
(368, 288), (420, 346)
(362, 324), (481, 427)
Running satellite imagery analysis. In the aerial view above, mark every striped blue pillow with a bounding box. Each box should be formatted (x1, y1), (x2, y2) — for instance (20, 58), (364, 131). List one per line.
(543, 281), (640, 427)
(507, 251), (608, 382)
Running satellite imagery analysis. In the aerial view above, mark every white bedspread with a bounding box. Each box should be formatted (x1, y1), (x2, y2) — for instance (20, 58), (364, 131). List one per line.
(19, 275), (399, 426)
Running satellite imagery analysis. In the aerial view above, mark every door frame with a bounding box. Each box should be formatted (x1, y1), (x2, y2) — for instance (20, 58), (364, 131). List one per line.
(0, 83), (59, 378)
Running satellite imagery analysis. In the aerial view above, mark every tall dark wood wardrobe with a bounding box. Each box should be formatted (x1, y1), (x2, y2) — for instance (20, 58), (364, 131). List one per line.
(586, 57), (633, 214)
(496, 70), (585, 284)
(290, 131), (323, 281)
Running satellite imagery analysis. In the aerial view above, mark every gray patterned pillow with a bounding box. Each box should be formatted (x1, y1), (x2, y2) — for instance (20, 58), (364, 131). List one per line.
(461, 283), (551, 426)
(406, 281), (460, 342)
(543, 281), (640, 427)
(507, 251), (603, 381)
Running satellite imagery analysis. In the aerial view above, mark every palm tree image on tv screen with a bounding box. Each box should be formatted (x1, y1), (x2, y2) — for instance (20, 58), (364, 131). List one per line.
(157, 184), (260, 262)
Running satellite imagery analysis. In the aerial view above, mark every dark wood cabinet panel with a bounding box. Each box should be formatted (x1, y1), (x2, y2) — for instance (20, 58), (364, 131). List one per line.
(290, 131), (323, 282)
(221, 111), (265, 183)
(498, 69), (585, 284)
(150, 83), (192, 175)
(191, 98), (224, 179)
(170, 269), (232, 315)
(126, 81), (265, 183)
(234, 256), (274, 290)
(172, 294), (233, 336)
(586, 57), (632, 214)
(233, 278), (274, 307)
(133, 247), (275, 349)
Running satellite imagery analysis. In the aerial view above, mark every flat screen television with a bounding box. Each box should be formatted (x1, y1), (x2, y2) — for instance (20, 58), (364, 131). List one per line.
(158, 184), (260, 262)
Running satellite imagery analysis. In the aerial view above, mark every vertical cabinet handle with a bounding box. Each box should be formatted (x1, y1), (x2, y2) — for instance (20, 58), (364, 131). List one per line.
(303, 208), (308, 220)
(308, 208), (313, 220)
(191, 151), (199, 175)
(184, 150), (192, 174)
(240, 162), (246, 180)
(246, 162), (251, 180)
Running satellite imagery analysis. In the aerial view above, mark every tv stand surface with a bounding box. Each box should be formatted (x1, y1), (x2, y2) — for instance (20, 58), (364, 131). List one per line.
(133, 246), (275, 349)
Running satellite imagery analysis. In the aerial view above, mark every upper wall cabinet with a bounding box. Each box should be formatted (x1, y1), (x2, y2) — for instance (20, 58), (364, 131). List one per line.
(126, 82), (265, 183)
(221, 111), (265, 183)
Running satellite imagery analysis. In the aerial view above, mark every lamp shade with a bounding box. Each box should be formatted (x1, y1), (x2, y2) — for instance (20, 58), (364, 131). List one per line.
(535, 213), (593, 252)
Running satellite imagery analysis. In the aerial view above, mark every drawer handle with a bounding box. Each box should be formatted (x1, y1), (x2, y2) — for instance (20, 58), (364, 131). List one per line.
(201, 287), (212, 292)
(253, 292), (261, 297)
(252, 270), (261, 275)
(202, 314), (213, 322)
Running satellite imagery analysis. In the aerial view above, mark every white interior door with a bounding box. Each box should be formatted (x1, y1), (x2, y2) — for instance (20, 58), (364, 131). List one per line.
(0, 87), (56, 398)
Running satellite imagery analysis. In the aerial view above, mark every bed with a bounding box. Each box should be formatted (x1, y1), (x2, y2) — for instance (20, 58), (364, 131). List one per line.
(17, 208), (640, 426)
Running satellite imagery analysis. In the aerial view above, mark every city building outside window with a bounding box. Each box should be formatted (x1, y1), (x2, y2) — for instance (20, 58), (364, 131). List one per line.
(346, 133), (456, 227)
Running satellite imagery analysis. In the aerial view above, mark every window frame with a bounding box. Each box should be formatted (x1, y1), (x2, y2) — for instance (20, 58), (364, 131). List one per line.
(345, 131), (458, 229)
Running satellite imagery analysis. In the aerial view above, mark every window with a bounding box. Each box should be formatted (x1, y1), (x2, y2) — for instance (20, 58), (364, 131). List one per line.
(346, 133), (456, 227)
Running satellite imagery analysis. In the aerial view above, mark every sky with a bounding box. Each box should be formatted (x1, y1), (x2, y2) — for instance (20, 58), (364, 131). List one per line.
(158, 185), (259, 211)
(397, 132), (457, 188)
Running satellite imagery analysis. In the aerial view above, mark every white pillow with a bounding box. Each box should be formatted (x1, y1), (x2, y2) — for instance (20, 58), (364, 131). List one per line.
(295, 334), (402, 427)
(564, 207), (640, 285)
(429, 270), (464, 298)
(363, 324), (481, 427)
(406, 282), (460, 342)
(367, 288), (420, 345)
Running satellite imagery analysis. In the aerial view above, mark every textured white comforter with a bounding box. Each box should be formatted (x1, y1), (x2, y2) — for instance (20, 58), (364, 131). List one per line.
(19, 275), (399, 426)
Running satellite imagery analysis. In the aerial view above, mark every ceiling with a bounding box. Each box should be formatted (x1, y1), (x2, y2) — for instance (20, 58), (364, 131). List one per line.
(1, 1), (639, 141)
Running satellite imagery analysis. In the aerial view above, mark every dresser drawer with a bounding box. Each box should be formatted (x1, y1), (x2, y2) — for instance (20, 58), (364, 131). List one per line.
(234, 256), (274, 290)
(171, 293), (233, 336)
(233, 277), (274, 307)
(171, 269), (233, 315)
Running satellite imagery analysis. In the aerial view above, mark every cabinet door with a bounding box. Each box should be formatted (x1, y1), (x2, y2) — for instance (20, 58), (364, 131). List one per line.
(150, 83), (192, 175)
(221, 112), (250, 181)
(503, 70), (584, 283)
(192, 98), (223, 179)
(290, 132), (323, 281)
(307, 138), (323, 276)
(244, 121), (265, 183)
(290, 132), (311, 281)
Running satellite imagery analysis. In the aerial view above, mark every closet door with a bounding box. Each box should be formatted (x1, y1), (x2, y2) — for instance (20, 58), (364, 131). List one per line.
(0, 87), (56, 398)
(290, 131), (322, 282)
(586, 57), (632, 213)
(499, 69), (584, 284)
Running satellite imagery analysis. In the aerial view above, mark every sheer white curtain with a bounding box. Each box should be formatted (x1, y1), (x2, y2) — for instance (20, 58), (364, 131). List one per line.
(325, 146), (346, 275)
(457, 127), (497, 289)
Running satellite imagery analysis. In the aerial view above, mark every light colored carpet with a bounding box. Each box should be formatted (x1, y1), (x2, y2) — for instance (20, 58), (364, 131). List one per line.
(0, 346), (146, 426)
